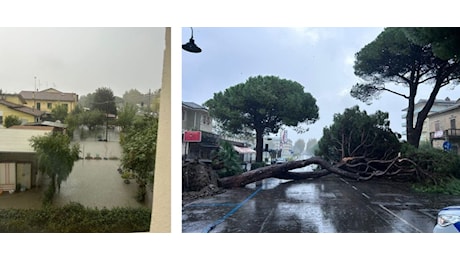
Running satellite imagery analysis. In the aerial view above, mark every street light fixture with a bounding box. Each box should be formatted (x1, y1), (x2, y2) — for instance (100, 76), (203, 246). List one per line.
(182, 27), (201, 53)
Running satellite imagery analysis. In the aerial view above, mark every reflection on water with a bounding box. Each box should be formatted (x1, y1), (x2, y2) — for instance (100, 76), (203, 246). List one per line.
(54, 159), (149, 209)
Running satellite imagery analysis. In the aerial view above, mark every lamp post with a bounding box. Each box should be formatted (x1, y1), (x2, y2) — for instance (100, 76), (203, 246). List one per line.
(182, 27), (202, 53)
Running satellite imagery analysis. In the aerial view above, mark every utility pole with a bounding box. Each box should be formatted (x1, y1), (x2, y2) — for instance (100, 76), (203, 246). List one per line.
(105, 100), (109, 142)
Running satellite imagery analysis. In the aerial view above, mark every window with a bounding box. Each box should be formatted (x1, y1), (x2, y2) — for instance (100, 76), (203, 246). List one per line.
(63, 103), (68, 111)
(47, 103), (52, 109)
(435, 121), (441, 131)
(36, 102), (41, 110)
(450, 118), (456, 129)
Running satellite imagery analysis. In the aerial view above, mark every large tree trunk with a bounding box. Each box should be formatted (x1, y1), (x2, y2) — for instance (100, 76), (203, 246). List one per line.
(255, 128), (264, 162)
(219, 156), (433, 189)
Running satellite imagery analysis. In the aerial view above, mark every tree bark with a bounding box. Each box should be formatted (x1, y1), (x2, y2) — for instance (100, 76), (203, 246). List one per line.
(218, 156), (429, 188)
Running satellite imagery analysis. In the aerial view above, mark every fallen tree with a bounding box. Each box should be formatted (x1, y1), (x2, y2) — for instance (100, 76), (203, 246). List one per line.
(219, 155), (435, 188)
(183, 155), (436, 191)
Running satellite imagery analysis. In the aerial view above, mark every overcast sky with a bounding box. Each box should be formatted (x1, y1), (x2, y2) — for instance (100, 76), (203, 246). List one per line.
(0, 27), (166, 98)
(182, 27), (460, 144)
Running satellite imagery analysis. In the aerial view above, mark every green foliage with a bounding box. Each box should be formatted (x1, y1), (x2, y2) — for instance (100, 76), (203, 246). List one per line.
(412, 177), (460, 195)
(4, 114), (22, 128)
(211, 141), (244, 178)
(120, 114), (158, 202)
(50, 104), (68, 122)
(122, 88), (146, 106)
(251, 162), (267, 170)
(117, 103), (138, 131)
(316, 106), (400, 162)
(30, 133), (80, 205)
(80, 109), (106, 130)
(92, 87), (117, 116)
(402, 27), (460, 61)
(401, 143), (460, 181)
(205, 75), (319, 162)
(0, 202), (151, 232)
(351, 27), (460, 147)
(292, 139), (305, 155)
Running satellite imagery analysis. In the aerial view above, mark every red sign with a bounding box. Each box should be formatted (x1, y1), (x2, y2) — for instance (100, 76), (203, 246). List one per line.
(183, 131), (202, 142)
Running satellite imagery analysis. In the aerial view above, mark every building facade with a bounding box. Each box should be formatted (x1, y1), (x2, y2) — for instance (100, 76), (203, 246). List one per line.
(0, 94), (46, 126)
(0, 128), (52, 192)
(19, 88), (78, 114)
(428, 102), (460, 154)
(402, 98), (458, 144)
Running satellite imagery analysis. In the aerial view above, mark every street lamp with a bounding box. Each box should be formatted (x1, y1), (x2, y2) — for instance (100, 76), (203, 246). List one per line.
(182, 27), (201, 53)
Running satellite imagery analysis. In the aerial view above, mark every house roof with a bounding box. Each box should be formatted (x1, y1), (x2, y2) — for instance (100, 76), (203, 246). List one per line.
(427, 103), (460, 118)
(19, 88), (77, 102)
(401, 98), (459, 112)
(182, 101), (207, 111)
(9, 125), (55, 131)
(0, 128), (52, 153)
(0, 99), (46, 117)
(0, 93), (27, 104)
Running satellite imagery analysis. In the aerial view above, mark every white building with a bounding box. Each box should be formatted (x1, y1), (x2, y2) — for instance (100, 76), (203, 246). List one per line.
(401, 97), (458, 143)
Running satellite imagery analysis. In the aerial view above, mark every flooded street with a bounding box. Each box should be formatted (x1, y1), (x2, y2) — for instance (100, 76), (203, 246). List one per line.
(182, 174), (460, 233)
(0, 130), (152, 209)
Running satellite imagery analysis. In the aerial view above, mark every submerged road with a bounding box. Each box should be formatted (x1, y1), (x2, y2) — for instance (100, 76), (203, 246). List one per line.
(182, 175), (460, 233)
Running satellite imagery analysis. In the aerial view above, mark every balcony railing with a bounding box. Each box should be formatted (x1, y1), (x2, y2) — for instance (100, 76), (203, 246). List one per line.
(430, 129), (460, 139)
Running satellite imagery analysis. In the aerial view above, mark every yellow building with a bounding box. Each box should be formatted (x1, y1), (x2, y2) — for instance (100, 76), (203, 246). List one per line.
(19, 88), (79, 114)
(0, 94), (45, 126)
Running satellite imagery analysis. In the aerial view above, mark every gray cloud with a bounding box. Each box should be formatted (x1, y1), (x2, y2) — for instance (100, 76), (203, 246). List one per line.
(0, 27), (165, 97)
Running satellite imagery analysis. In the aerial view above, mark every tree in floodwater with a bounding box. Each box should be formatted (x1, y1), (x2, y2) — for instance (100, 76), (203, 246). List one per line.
(204, 75), (319, 162)
(351, 27), (460, 147)
(30, 132), (80, 205)
(120, 114), (158, 202)
(92, 87), (117, 116)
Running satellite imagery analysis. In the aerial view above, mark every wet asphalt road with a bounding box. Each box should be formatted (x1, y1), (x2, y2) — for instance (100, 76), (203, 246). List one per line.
(182, 174), (460, 233)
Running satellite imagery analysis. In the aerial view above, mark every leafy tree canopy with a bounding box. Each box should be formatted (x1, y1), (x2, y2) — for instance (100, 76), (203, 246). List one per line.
(30, 133), (80, 205)
(92, 87), (117, 115)
(293, 139), (305, 155)
(351, 27), (460, 147)
(4, 115), (21, 128)
(316, 106), (401, 162)
(50, 104), (68, 122)
(120, 114), (158, 202)
(204, 75), (319, 162)
(402, 27), (460, 61)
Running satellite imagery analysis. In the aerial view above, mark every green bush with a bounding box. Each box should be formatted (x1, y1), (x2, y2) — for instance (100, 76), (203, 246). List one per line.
(401, 143), (460, 180)
(401, 143), (460, 194)
(0, 202), (151, 232)
(250, 162), (267, 170)
(412, 177), (460, 195)
(211, 141), (244, 178)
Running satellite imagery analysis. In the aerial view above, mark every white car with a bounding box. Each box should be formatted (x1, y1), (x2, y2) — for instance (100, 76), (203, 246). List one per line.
(433, 205), (460, 233)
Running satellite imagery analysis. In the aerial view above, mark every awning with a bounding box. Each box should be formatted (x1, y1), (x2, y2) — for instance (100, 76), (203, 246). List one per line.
(233, 146), (256, 154)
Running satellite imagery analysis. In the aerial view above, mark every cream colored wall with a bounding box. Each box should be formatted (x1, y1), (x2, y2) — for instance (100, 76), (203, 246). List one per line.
(0, 104), (35, 125)
(429, 110), (460, 132)
(150, 27), (170, 233)
(25, 99), (76, 113)
(4, 95), (24, 105)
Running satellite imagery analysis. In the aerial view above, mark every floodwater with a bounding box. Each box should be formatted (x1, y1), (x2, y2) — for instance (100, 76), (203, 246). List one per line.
(0, 129), (152, 210)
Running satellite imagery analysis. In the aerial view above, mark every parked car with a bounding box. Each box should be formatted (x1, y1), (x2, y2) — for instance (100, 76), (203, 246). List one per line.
(433, 205), (460, 233)
(275, 158), (287, 164)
